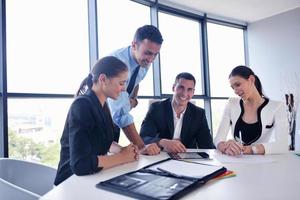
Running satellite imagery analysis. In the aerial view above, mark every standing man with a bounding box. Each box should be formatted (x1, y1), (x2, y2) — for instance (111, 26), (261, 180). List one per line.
(140, 72), (215, 153)
(107, 25), (163, 155)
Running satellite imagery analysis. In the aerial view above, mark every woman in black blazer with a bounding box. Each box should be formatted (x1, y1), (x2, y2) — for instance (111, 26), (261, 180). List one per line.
(54, 56), (139, 186)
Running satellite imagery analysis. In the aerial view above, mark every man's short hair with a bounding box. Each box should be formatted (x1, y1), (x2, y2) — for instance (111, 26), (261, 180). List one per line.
(174, 72), (196, 85)
(134, 25), (163, 44)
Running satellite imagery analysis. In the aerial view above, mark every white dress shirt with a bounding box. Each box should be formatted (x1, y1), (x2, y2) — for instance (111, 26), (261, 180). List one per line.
(172, 105), (186, 139)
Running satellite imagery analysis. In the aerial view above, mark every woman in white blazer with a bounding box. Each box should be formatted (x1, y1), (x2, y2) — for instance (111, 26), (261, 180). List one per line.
(214, 66), (288, 155)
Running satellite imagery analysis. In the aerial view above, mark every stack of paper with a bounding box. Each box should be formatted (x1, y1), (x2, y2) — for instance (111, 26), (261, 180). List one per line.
(148, 159), (224, 179)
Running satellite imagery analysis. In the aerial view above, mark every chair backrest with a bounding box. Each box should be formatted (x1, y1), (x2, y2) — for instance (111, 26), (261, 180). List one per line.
(0, 158), (57, 196)
(0, 178), (39, 200)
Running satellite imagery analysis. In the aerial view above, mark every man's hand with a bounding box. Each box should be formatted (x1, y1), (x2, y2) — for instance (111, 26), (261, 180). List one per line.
(129, 84), (139, 109)
(130, 98), (138, 109)
(140, 143), (161, 155)
(159, 139), (186, 153)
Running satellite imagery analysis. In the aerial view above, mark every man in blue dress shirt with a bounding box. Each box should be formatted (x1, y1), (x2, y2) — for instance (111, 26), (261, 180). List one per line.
(107, 25), (163, 155)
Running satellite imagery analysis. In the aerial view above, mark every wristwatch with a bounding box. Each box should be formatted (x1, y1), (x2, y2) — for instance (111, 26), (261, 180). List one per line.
(251, 145), (258, 154)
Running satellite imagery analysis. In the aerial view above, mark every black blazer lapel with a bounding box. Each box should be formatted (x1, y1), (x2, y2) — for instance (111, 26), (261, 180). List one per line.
(180, 104), (192, 142)
(86, 91), (113, 138)
(165, 99), (174, 139)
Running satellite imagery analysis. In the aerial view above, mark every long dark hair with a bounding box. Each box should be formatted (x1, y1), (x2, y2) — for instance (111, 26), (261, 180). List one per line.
(76, 56), (128, 96)
(229, 65), (264, 96)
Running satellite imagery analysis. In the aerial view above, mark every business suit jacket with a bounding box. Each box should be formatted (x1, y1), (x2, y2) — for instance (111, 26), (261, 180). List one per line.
(140, 98), (215, 149)
(214, 97), (288, 154)
(54, 90), (114, 185)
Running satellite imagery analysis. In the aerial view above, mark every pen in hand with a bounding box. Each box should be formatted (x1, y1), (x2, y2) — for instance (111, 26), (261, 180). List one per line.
(238, 131), (244, 155)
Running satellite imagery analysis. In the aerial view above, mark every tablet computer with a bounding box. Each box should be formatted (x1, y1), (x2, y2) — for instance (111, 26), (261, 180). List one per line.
(168, 152), (210, 159)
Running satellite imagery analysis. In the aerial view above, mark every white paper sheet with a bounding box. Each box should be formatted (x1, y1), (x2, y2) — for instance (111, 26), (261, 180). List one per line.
(213, 153), (275, 164)
(148, 159), (223, 178)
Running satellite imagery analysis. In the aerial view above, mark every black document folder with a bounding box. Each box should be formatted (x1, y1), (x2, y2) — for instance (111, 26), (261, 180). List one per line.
(96, 158), (226, 200)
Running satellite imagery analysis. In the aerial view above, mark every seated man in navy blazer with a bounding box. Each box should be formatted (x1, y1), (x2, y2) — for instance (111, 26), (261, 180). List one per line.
(140, 72), (215, 153)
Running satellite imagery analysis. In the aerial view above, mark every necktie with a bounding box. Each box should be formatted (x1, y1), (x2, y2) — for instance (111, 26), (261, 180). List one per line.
(126, 66), (140, 94)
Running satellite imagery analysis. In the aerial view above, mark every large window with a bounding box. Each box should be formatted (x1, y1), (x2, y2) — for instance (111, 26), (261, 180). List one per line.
(1, 0), (246, 166)
(119, 98), (155, 146)
(8, 98), (72, 167)
(97, 0), (154, 147)
(6, 0), (89, 94)
(97, 0), (150, 56)
(97, 0), (153, 96)
(207, 22), (245, 97)
(207, 22), (245, 134)
(159, 12), (203, 95)
(5, 0), (89, 165)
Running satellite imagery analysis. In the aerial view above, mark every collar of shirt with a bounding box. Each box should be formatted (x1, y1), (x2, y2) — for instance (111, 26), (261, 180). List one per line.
(172, 104), (187, 139)
(128, 46), (139, 71)
(126, 46), (149, 88)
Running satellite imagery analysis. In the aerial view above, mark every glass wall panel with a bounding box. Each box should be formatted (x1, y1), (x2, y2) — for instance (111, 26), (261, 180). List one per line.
(8, 98), (72, 167)
(159, 12), (203, 95)
(211, 99), (229, 138)
(97, 0), (153, 96)
(6, 0), (89, 94)
(119, 98), (155, 146)
(207, 23), (245, 97)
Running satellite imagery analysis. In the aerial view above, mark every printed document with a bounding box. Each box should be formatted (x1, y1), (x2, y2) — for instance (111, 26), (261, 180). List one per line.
(148, 159), (223, 178)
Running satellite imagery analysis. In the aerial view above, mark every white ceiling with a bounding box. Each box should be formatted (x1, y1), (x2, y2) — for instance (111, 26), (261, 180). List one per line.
(160, 0), (300, 23)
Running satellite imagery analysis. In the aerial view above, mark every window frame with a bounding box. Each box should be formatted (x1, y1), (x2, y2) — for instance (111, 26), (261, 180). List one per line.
(0, 0), (247, 160)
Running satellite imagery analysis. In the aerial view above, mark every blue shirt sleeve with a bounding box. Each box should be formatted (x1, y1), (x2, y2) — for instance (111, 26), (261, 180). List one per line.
(107, 46), (149, 128)
(107, 92), (134, 128)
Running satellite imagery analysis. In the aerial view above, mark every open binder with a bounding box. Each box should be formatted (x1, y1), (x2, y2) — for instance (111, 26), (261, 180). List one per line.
(96, 158), (226, 200)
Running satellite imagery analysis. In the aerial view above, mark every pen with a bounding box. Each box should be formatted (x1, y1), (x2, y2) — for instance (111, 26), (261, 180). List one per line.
(238, 131), (243, 155)
(239, 131), (243, 145)
(178, 159), (216, 166)
(156, 167), (197, 180)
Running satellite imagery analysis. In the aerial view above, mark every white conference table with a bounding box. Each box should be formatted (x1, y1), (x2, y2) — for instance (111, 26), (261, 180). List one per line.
(41, 150), (300, 200)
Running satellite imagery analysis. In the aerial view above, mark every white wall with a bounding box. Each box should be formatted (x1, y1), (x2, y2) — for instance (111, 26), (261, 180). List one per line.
(248, 7), (300, 150)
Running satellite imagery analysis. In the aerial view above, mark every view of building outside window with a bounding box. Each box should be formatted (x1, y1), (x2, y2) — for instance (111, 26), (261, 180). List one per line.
(3, 1), (245, 168)
(8, 99), (72, 167)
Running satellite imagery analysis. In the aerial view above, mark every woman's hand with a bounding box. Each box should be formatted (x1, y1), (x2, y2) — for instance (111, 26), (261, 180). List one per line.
(243, 144), (265, 155)
(242, 145), (253, 154)
(119, 143), (139, 162)
(218, 140), (243, 156)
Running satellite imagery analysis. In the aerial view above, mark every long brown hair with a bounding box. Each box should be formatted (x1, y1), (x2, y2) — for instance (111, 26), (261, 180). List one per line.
(76, 56), (128, 96)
